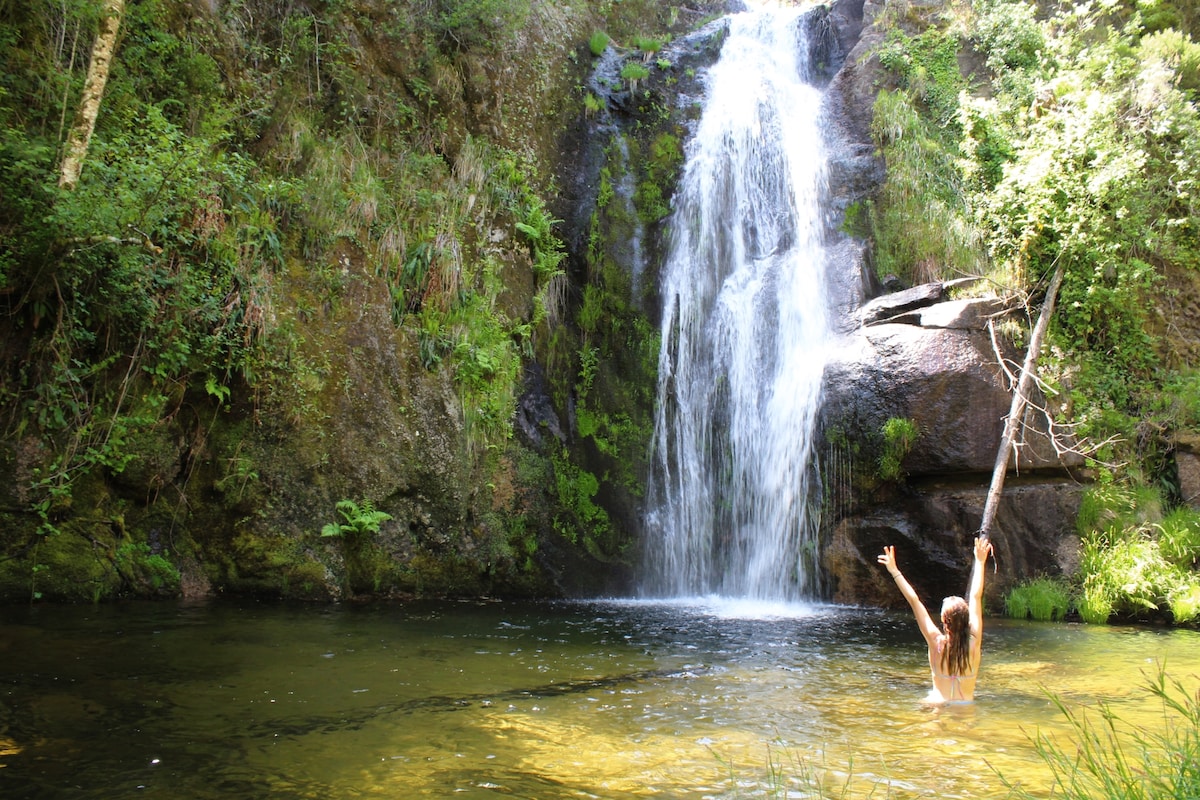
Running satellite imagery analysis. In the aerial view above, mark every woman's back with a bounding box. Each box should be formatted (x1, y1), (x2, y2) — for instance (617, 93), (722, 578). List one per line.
(879, 536), (992, 704)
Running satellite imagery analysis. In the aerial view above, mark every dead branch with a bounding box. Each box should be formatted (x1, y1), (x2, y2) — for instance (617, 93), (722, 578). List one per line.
(980, 259), (1067, 539)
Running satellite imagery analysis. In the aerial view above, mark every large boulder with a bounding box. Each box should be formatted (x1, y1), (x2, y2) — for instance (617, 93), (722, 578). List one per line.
(819, 283), (1088, 605)
(824, 304), (1084, 477)
(823, 478), (1084, 609)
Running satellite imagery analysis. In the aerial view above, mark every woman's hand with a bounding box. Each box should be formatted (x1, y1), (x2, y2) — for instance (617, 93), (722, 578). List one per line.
(974, 536), (993, 564)
(878, 545), (900, 576)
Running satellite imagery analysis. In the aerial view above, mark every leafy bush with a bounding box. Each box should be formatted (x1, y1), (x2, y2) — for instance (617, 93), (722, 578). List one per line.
(971, 0), (1044, 73)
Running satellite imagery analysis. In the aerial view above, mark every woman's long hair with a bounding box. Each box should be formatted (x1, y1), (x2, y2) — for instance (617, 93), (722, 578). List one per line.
(940, 597), (972, 677)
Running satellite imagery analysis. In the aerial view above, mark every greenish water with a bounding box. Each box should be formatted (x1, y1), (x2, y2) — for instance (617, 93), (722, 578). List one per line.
(2, 598), (1198, 799)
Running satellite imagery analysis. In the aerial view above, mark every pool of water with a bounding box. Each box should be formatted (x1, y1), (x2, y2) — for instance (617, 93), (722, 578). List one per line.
(2, 597), (1198, 798)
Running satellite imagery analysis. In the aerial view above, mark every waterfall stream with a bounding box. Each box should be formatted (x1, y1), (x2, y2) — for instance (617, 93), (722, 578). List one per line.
(642, 6), (835, 601)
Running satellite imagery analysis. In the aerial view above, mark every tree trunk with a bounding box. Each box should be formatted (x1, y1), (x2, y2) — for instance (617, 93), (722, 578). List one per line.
(979, 260), (1067, 539)
(58, 0), (124, 190)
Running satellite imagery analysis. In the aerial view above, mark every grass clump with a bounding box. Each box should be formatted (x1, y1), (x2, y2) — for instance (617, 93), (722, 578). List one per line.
(999, 667), (1200, 799)
(877, 417), (919, 482)
(1005, 576), (1072, 621)
(1007, 484), (1200, 626)
(620, 61), (650, 91)
(1071, 484), (1200, 625)
(589, 30), (611, 56)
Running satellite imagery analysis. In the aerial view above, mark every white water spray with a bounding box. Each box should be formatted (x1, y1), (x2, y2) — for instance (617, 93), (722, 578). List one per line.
(642, 6), (834, 601)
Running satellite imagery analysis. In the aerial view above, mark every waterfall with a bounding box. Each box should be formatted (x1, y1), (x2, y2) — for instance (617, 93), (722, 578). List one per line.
(642, 6), (834, 601)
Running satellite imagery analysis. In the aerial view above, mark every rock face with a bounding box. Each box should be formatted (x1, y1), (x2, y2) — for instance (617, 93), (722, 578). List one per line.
(818, 285), (1087, 609)
(805, 0), (1087, 609)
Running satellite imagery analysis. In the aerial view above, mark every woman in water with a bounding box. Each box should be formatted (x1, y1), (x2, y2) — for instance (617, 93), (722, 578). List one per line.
(878, 536), (993, 703)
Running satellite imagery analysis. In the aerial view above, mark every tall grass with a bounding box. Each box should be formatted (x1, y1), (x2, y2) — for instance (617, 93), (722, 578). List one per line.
(1073, 485), (1200, 624)
(1157, 507), (1200, 567)
(1005, 576), (1072, 621)
(998, 667), (1200, 799)
(717, 745), (895, 800)
(866, 90), (985, 284)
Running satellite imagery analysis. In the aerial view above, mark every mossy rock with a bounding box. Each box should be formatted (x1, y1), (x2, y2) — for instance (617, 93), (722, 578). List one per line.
(0, 531), (121, 603)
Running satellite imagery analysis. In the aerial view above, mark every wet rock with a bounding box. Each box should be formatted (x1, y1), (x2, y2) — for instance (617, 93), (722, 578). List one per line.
(1176, 432), (1200, 509)
(824, 478), (1084, 609)
(823, 318), (1082, 476)
(820, 278), (1088, 604)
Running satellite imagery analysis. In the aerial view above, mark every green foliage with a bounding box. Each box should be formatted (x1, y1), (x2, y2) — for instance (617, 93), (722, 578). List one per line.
(0, 0), (676, 599)
(514, 195), (567, 281)
(421, 0), (531, 53)
(999, 667), (1200, 799)
(878, 27), (964, 127)
(1139, 28), (1200, 96)
(589, 31), (611, 56)
(1159, 370), (1200, 429)
(1005, 576), (1072, 621)
(877, 417), (919, 482)
(321, 499), (392, 538)
(114, 541), (181, 594)
(1168, 579), (1200, 624)
(971, 0), (1044, 73)
(973, 5), (1200, 442)
(374, 142), (560, 456)
(552, 450), (612, 555)
(445, 291), (521, 451)
(633, 35), (665, 55)
(1157, 506), (1200, 566)
(620, 61), (651, 91)
(870, 1), (1200, 501)
(1071, 483), (1200, 624)
(1077, 483), (1163, 537)
(634, 132), (682, 223)
(867, 89), (984, 283)
(1, 59), (281, 526)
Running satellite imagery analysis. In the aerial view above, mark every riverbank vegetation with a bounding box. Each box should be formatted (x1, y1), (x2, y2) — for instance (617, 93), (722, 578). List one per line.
(1000, 667), (1200, 800)
(867, 0), (1200, 625)
(0, 0), (714, 601)
(3, 0), (1198, 607)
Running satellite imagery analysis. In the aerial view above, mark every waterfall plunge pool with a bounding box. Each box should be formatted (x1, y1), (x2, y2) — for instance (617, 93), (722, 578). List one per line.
(3, 598), (1199, 798)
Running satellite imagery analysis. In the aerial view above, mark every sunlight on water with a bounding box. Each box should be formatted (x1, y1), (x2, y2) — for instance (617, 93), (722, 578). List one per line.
(4, 600), (1200, 799)
(606, 595), (820, 620)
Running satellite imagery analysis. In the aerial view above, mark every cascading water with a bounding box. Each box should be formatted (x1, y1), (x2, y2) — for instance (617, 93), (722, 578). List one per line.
(642, 5), (835, 601)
